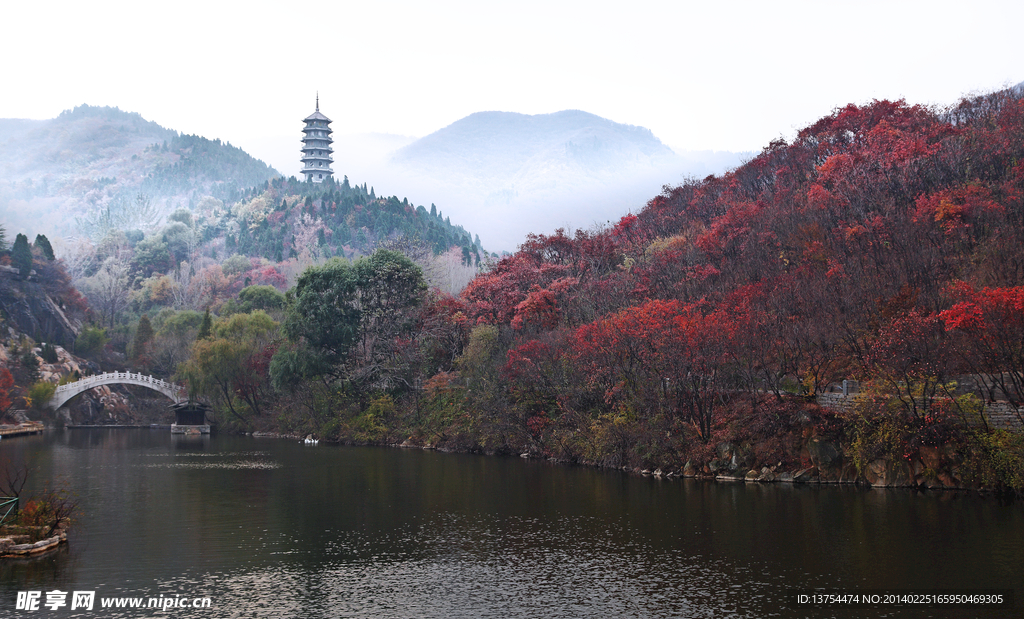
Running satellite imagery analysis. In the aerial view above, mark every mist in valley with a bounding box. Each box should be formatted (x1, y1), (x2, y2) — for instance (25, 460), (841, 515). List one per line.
(258, 110), (751, 252)
(1, 105), (749, 280)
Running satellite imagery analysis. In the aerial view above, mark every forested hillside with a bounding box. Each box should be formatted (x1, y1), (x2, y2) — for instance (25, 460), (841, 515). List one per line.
(184, 85), (1023, 490)
(0, 105), (278, 238)
(0, 171), (486, 423)
(437, 85), (1024, 485)
(4, 88), (1023, 491)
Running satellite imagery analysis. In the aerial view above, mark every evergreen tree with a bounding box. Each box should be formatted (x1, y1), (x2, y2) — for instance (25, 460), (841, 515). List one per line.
(20, 349), (40, 382)
(132, 315), (154, 361)
(197, 309), (213, 340)
(39, 343), (59, 364)
(34, 234), (55, 260)
(11, 233), (32, 276)
(0, 223), (6, 253)
(430, 204), (437, 218)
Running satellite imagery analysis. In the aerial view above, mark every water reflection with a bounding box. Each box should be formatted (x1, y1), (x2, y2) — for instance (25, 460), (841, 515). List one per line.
(0, 430), (1020, 618)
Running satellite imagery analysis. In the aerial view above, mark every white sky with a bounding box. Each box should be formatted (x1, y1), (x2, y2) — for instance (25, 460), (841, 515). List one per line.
(2, 0), (1022, 177)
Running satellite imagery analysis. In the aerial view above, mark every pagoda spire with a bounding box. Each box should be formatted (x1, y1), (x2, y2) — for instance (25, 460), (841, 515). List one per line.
(301, 98), (333, 183)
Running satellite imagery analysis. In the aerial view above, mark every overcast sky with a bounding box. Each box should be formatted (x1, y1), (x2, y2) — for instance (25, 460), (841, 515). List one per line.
(2, 0), (1021, 177)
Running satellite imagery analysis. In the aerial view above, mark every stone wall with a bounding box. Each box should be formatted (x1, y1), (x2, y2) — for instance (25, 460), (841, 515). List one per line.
(816, 393), (1024, 431)
(981, 402), (1024, 431)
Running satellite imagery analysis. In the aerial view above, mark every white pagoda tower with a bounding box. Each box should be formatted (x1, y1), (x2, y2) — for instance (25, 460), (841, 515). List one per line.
(301, 95), (334, 183)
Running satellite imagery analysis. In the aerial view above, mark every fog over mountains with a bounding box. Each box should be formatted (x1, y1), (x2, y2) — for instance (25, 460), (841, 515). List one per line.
(0, 105), (749, 253)
(333, 110), (750, 250)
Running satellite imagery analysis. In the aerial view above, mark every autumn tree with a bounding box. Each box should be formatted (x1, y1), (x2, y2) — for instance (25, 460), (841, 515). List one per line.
(178, 310), (280, 423)
(85, 251), (132, 327)
(868, 311), (952, 420)
(272, 249), (426, 397)
(571, 299), (737, 443)
(0, 368), (15, 417)
(941, 283), (1024, 420)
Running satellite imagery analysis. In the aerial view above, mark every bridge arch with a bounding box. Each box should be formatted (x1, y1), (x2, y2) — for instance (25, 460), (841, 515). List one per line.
(47, 371), (186, 410)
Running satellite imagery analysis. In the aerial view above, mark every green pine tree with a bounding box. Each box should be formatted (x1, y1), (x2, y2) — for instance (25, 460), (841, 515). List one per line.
(40, 343), (59, 364)
(197, 309), (213, 340)
(11, 233), (32, 276)
(34, 234), (55, 260)
(132, 315), (154, 361)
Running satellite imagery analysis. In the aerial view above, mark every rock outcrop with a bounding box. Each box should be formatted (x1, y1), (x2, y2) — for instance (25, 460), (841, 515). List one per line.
(0, 275), (83, 348)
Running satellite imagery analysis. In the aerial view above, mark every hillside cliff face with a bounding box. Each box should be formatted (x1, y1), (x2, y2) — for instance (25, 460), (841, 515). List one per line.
(0, 262), (153, 427)
(0, 267), (83, 348)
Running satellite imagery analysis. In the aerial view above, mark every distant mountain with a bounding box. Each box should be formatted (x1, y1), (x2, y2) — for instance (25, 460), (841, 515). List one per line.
(0, 105), (279, 239)
(348, 110), (748, 251)
(392, 109), (674, 176)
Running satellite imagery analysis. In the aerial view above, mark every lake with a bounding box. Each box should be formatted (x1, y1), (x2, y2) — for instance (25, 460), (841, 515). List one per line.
(2, 430), (1021, 617)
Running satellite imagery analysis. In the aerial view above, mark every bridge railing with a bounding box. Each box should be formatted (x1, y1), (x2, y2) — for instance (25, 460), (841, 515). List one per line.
(52, 371), (185, 400)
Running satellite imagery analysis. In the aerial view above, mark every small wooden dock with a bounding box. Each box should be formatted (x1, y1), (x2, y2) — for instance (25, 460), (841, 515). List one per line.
(66, 424), (172, 430)
(0, 422), (45, 439)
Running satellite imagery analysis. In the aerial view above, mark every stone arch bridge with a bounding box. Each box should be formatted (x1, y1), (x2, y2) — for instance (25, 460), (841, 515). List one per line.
(47, 371), (186, 410)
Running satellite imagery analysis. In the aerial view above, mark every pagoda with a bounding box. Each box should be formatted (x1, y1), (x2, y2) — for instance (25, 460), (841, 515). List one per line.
(301, 94), (334, 183)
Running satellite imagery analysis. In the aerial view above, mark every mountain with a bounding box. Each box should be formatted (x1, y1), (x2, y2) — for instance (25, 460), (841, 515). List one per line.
(342, 110), (749, 251)
(392, 109), (674, 175)
(0, 105), (279, 239)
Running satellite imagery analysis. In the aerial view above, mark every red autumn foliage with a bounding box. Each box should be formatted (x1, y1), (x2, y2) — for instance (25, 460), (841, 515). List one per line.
(0, 367), (15, 415)
(941, 282), (1024, 413)
(448, 87), (1024, 460)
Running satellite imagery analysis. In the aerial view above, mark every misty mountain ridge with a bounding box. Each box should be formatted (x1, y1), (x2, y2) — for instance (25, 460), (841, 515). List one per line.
(0, 105), (278, 239)
(367, 109), (749, 250)
(393, 110), (674, 174)
(1, 105), (749, 253)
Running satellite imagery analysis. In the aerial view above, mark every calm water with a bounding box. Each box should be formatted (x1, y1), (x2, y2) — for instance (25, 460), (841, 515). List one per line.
(1, 430), (1021, 618)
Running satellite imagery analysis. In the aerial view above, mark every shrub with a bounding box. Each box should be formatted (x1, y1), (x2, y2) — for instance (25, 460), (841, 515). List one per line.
(75, 326), (108, 358)
(27, 381), (56, 410)
(39, 343), (59, 364)
(15, 488), (76, 538)
(354, 395), (395, 443)
(961, 429), (1024, 492)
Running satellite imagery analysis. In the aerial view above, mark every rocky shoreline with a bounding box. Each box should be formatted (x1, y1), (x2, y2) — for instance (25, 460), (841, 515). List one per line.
(0, 523), (69, 559)
(18, 425), (999, 494)
(242, 429), (991, 492)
